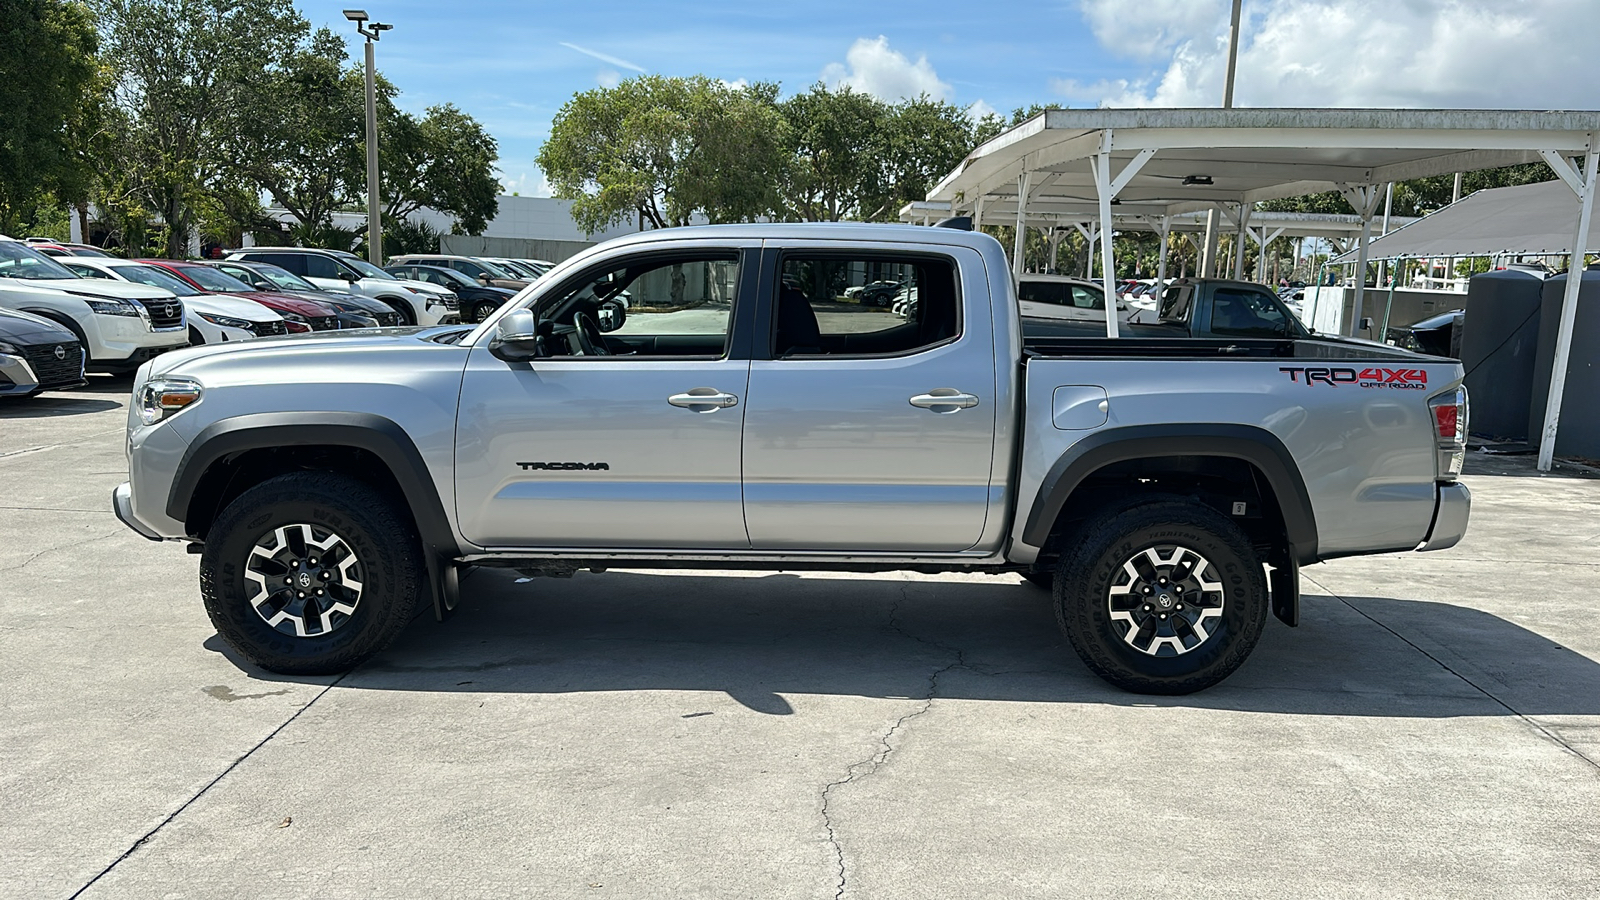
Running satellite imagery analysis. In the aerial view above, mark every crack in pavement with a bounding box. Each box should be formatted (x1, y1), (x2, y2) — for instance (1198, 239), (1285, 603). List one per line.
(819, 584), (968, 900)
(68, 674), (347, 898)
(1303, 571), (1600, 774)
(0, 428), (126, 461)
(0, 531), (122, 574)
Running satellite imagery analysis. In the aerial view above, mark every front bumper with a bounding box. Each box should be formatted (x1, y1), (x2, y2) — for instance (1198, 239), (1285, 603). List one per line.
(113, 482), (163, 541)
(0, 352), (41, 395)
(1419, 482), (1471, 551)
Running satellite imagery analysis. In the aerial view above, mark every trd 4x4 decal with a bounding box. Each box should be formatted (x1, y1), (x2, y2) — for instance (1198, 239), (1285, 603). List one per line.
(1280, 367), (1428, 389)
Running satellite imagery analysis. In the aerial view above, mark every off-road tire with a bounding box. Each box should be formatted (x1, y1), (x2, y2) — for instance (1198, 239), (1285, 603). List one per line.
(1054, 498), (1267, 694)
(200, 472), (423, 675)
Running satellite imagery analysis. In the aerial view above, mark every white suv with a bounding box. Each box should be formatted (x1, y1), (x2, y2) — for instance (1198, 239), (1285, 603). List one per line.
(55, 257), (288, 345)
(225, 248), (458, 326)
(0, 240), (188, 373)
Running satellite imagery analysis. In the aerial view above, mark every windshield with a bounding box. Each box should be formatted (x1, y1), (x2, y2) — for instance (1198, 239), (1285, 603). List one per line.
(474, 259), (516, 279)
(178, 264), (254, 293)
(424, 266), (473, 287)
(250, 263), (316, 292)
(116, 264), (201, 296)
(0, 241), (79, 280)
(340, 256), (392, 279)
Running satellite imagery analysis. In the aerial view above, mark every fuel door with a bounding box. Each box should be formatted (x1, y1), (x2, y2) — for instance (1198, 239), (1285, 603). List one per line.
(1052, 385), (1109, 430)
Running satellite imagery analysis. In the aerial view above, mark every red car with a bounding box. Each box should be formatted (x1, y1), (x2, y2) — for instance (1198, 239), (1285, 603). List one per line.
(138, 259), (341, 333)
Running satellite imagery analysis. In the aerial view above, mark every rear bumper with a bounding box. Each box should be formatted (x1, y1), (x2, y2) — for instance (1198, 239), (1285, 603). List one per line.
(1419, 482), (1471, 551)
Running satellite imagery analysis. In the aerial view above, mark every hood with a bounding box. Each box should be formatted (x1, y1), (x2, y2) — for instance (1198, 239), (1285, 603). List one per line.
(0, 305), (79, 344)
(148, 324), (454, 375)
(285, 289), (390, 314)
(28, 278), (175, 302)
(228, 290), (339, 316)
(397, 280), (453, 297)
(182, 293), (282, 321)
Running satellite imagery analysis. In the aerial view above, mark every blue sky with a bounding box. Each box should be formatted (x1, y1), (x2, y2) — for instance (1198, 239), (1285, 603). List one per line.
(300, 0), (1148, 195)
(300, 0), (1600, 198)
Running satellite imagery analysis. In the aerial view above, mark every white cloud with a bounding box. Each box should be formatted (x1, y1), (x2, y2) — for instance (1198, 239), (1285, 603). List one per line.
(966, 98), (999, 122)
(597, 68), (621, 89)
(559, 42), (646, 73)
(821, 36), (951, 102)
(1071, 0), (1600, 108)
(501, 170), (553, 198)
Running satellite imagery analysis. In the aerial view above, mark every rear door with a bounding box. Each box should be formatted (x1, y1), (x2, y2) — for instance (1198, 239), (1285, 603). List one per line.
(455, 244), (757, 548)
(740, 243), (1000, 551)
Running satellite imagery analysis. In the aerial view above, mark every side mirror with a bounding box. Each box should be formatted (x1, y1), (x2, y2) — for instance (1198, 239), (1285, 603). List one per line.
(1359, 316), (1374, 332)
(341, 270), (358, 282)
(478, 273), (492, 285)
(488, 308), (540, 362)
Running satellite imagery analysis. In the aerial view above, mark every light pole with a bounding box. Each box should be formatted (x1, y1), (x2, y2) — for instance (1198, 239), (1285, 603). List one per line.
(344, 10), (391, 264)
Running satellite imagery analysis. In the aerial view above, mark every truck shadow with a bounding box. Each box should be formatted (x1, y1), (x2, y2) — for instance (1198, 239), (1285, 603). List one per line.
(229, 568), (1600, 719)
(0, 395), (122, 418)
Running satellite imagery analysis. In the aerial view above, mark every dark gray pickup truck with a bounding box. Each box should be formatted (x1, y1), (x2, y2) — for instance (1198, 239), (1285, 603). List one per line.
(1026, 278), (1308, 342)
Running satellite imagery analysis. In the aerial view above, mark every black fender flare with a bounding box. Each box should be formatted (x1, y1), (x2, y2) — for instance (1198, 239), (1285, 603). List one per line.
(168, 411), (462, 620)
(1021, 423), (1319, 565)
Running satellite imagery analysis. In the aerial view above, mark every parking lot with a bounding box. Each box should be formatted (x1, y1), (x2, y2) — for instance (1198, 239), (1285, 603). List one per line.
(4, 378), (1600, 899)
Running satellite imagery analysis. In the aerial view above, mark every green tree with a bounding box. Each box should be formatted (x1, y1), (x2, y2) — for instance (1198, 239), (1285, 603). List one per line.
(538, 74), (786, 234)
(97, 0), (307, 257)
(380, 102), (501, 235)
(0, 0), (101, 233)
(777, 83), (887, 221)
(873, 95), (987, 221)
(234, 27), (364, 240)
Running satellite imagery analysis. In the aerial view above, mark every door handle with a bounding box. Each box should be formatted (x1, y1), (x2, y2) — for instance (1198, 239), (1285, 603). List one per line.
(668, 387), (739, 412)
(909, 389), (979, 412)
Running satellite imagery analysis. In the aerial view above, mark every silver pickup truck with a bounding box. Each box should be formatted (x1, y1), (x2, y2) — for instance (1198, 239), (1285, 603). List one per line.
(114, 224), (1470, 694)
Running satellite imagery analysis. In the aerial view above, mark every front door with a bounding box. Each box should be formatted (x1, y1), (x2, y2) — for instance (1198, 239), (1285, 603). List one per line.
(455, 249), (752, 548)
(741, 245), (999, 552)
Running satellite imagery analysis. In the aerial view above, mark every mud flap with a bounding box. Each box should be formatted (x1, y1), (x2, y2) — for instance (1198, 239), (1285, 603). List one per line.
(1269, 555), (1300, 627)
(427, 554), (460, 622)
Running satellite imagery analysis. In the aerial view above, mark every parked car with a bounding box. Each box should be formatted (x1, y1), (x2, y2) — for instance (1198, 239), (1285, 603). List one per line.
(137, 260), (342, 332)
(1388, 309), (1464, 358)
(387, 253), (530, 291)
(0, 238), (187, 373)
(55, 257), (289, 345)
(482, 258), (548, 281)
(1028, 278), (1309, 341)
(208, 261), (403, 327)
(384, 264), (519, 325)
(23, 239), (113, 258)
(0, 306), (86, 397)
(224, 247), (457, 325)
(114, 222), (1470, 696)
(1016, 274), (1131, 324)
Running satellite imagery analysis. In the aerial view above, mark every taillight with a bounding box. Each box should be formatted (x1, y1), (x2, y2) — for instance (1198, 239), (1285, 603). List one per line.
(1428, 386), (1468, 480)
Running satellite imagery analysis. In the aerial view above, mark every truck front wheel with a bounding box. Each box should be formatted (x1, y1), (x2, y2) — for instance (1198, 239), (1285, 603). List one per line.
(199, 472), (423, 675)
(1054, 499), (1267, 694)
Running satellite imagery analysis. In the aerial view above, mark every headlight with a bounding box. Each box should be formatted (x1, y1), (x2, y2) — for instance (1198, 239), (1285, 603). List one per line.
(281, 312), (308, 324)
(0, 340), (18, 356)
(87, 298), (142, 317)
(199, 313), (254, 330)
(136, 377), (202, 426)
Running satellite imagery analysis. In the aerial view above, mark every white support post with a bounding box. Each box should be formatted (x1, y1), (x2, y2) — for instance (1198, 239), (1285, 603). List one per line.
(1049, 228), (1062, 274)
(973, 196), (986, 234)
(1156, 215), (1172, 288)
(1073, 222), (1098, 278)
(1013, 171), (1031, 279)
(1248, 226), (1286, 282)
(1088, 135), (1155, 338)
(1537, 138), (1599, 471)
(1339, 183), (1385, 337)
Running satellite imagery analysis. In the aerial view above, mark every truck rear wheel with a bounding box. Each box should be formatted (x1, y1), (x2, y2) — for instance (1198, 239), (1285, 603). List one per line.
(199, 472), (423, 675)
(1054, 499), (1267, 694)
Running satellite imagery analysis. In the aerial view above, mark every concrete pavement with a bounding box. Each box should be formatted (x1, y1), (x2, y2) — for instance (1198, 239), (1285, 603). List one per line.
(3, 378), (1598, 898)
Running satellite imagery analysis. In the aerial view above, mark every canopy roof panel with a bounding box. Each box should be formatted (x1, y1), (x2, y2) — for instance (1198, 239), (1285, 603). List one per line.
(898, 200), (1413, 240)
(1329, 179), (1597, 261)
(929, 108), (1600, 216)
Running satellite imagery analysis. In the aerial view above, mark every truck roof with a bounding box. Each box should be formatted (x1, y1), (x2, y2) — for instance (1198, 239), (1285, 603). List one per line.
(596, 222), (1001, 252)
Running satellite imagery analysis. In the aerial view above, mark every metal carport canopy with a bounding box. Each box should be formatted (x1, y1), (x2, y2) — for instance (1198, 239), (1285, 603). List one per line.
(1329, 178), (1600, 261)
(925, 107), (1600, 471)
